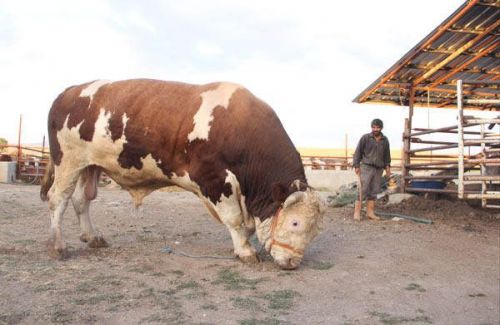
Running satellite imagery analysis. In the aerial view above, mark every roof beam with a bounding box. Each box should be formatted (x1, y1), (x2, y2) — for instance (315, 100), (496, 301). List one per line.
(478, 1), (500, 8)
(355, 0), (480, 103)
(491, 74), (500, 81)
(412, 19), (500, 85)
(358, 99), (491, 111)
(380, 83), (498, 97)
(447, 27), (500, 35)
(422, 48), (499, 57)
(406, 63), (499, 75)
(437, 100), (454, 108)
(428, 39), (499, 87)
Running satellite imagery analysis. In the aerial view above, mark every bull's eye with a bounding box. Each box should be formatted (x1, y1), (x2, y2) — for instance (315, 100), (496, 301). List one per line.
(292, 221), (299, 227)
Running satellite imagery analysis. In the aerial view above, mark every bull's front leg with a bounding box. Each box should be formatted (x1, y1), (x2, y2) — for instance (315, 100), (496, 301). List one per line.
(225, 219), (258, 264)
(203, 171), (258, 263)
(203, 198), (258, 263)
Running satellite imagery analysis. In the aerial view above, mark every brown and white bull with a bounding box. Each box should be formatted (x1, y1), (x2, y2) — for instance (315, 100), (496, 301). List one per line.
(40, 79), (324, 269)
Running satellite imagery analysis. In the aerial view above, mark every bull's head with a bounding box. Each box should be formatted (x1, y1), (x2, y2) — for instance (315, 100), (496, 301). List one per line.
(255, 183), (325, 269)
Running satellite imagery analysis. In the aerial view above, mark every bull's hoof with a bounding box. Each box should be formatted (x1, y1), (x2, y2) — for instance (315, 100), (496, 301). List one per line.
(47, 244), (69, 260)
(239, 254), (260, 264)
(87, 236), (109, 248)
(79, 233), (90, 243)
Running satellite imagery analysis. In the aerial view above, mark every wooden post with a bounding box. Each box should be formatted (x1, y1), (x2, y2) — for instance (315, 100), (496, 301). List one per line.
(408, 85), (415, 129)
(480, 124), (487, 208)
(42, 135), (46, 156)
(401, 119), (410, 192)
(457, 80), (464, 199)
(401, 85), (415, 193)
(17, 114), (22, 178)
(344, 133), (348, 170)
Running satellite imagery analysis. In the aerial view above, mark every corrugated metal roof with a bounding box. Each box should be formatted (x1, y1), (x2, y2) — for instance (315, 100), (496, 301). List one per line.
(353, 0), (499, 111)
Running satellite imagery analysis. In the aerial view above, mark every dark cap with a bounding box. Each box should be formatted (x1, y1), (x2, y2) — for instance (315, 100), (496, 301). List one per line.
(371, 118), (383, 128)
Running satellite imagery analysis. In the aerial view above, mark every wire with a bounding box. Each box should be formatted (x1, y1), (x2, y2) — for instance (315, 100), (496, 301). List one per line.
(161, 245), (236, 260)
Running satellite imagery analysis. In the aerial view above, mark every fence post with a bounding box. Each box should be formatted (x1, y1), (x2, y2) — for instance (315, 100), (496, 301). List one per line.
(457, 80), (464, 199)
(16, 114), (22, 178)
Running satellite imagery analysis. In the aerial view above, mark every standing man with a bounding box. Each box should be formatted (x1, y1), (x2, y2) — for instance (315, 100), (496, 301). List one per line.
(352, 119), (391, 221)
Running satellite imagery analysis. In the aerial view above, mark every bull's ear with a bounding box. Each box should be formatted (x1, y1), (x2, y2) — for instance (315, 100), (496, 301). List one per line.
(271, 182), (289, 203)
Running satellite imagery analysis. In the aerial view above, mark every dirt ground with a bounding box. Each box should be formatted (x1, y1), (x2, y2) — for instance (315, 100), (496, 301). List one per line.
(0, 183), (499, 325)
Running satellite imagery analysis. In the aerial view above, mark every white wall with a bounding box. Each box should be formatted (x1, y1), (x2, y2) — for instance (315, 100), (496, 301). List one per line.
(305, 169), (357, 192)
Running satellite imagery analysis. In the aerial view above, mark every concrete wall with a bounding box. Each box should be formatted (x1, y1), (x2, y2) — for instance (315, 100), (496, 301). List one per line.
(305, 169), (357, 192)
(0, 162), (16, 183)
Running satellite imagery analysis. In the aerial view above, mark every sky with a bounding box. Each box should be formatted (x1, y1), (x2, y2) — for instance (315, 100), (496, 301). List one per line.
(1, 0), (494, 149)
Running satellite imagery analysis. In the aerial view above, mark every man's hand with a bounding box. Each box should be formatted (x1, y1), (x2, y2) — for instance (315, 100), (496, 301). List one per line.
(385, 166), (391, 178)
(355, 167), (360, 176)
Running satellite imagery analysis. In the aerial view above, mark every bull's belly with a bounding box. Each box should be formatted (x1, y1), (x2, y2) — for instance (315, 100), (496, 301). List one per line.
(95, 154), (170, 188)
(92, 152), (202, 198)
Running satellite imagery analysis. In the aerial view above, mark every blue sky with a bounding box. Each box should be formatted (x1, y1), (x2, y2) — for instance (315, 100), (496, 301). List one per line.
(3, 0), (490, 149)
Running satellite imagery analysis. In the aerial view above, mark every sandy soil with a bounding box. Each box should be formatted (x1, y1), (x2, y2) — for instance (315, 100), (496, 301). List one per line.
(0, 183), (498, 325)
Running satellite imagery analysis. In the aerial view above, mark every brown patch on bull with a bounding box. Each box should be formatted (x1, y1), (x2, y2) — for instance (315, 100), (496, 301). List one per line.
(108, 112), (125, 141)
(118, 143), (152, 170)
(272, 183), (289, 203)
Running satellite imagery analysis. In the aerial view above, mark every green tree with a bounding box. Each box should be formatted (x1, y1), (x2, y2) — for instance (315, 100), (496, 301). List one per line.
(0, 137), (7, 152)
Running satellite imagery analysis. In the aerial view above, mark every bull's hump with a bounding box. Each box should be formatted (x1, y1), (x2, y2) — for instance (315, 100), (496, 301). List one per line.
(79, 80), (113, 102)
(187, 82), (242, 142)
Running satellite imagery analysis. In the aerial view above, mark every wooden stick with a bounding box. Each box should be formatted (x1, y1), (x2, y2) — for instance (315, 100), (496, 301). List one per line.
(408, 144), (458, 153)
(457, 80), (465, 199)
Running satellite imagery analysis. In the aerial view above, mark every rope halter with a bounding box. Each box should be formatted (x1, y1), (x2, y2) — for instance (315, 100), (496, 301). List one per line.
(268, 207), (304, 256)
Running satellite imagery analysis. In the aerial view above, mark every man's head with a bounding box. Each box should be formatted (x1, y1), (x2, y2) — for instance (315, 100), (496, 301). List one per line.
(371, 118), (383, 136)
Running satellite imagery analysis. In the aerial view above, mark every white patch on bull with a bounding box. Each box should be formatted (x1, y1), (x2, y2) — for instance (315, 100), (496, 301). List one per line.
(94, 108), (112, 137)
(56, 108), (206, 206)
(212, 170), (243, 225)
(122, 113), (129, 130)
(255, 217), (272, 251)
(56, 110), (152, 201)
(187, 83), (241, 142)
(169, 172), (201, 194)
(80, 80), (113, 103)
(204, 169), (255, 258)
(56, 109), (128, 172)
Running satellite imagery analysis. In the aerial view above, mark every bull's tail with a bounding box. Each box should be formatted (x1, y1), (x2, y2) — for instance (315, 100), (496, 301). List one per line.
(40, 157), (54, 201)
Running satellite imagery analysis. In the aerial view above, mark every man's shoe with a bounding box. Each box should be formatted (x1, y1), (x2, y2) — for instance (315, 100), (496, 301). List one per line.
(353, 200), (362, 221)
(366, 200), (380, 220)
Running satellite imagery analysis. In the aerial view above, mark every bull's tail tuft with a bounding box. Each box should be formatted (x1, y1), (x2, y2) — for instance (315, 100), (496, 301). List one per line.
(40, 157), (54, 201)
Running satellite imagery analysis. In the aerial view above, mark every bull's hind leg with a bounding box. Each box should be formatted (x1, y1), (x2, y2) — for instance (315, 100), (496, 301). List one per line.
(47, 165), (82, 259)
(71, 167), (108, 248)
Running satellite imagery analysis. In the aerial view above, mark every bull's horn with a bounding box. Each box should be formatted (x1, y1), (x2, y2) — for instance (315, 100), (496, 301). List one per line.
(283, 191), (307, 209)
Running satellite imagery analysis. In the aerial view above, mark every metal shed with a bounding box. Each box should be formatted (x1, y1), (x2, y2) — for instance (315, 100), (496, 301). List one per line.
(354, 0), (499, 208)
